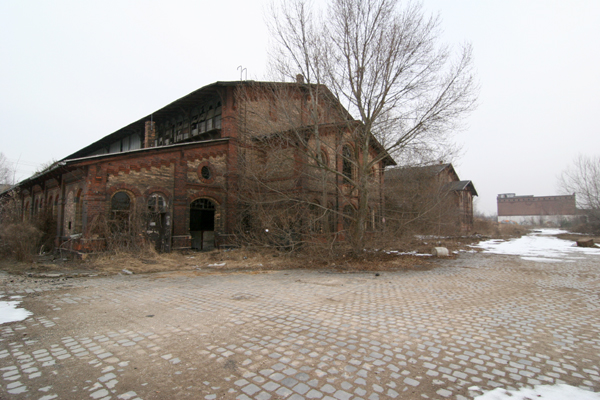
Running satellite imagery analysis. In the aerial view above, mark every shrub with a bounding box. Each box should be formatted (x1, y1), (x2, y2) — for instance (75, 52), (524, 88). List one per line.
(0, 223), (43, 261)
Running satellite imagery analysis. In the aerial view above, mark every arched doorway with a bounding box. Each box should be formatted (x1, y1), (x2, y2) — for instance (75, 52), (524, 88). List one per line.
(190, 198), (216, 251)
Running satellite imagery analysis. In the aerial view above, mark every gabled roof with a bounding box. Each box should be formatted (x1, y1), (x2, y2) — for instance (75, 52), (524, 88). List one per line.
(385, 162), (453, 179)
(423, 163), (453, 175)
(444, 180), (478, 196)
(385, 163), (477, 195)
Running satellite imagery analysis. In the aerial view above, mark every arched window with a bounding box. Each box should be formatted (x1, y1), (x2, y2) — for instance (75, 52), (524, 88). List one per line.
(147, 193), (167, 213)
(317, 149), (329, 168)
(111, 191), (132, 231)
(191, 198), (215, 211)
(342, 145), (354, 184)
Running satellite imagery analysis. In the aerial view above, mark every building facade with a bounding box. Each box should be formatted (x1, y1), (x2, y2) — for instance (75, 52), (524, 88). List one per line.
(385, 163), (477, 233)
(497, 193), (577, 225)
(7, 80), (394, 253)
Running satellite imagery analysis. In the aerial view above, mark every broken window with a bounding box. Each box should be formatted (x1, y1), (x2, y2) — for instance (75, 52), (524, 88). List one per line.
(147, 193), (167, 213)
(110, 191), (132, 232)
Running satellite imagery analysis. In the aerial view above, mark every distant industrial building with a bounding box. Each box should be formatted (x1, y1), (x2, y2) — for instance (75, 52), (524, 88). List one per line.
(497, 193), (578, 225)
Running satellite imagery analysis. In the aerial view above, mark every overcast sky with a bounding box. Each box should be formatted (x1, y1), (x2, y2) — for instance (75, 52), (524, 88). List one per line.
(1, 0), (599, 214)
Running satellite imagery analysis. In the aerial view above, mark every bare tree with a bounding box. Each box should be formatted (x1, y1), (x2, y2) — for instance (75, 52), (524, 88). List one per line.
(265, 0), (478, 253)
(559, 154), (600, 232)
(0, 153), (14, 186)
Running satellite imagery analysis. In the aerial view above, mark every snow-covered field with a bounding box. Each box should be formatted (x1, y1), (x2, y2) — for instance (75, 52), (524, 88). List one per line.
(0, 295), (32, 324)
(474, 229), (600, 262)
(472, 384), (600, 399)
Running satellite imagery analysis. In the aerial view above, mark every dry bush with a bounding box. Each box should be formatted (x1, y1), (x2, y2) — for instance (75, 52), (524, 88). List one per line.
(566, 219), (600, 235)
(472, 217), (499, 237)
(33, 209), (57, 253)
(85, 210), (159, 258)
(0, 223), (43, 262)
(0, 190), (46, 261)
(496, 223), (528, 238)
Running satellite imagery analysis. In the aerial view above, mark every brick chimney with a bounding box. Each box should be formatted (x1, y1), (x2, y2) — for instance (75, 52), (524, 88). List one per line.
(144, 120), (156, 148)
(296, 74), (305, 84)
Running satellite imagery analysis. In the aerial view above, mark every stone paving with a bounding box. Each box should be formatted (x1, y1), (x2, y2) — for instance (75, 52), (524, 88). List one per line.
(1, 251), (599, 399)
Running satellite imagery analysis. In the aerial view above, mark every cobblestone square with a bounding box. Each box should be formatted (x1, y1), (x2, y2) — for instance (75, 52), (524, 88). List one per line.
(1, 251), (599, 399)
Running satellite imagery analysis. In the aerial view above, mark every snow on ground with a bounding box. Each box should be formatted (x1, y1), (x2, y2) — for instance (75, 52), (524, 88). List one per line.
(386, 250), (432, 257)
(472, 384), (600, 400)
(473, 229), (600, 262)
(0, 295), (32, 324)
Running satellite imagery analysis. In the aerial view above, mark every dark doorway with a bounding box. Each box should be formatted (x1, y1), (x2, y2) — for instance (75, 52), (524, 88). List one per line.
(190, 199), (215, 250)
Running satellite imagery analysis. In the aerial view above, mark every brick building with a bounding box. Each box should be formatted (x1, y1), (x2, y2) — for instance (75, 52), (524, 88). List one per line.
(385, 163), (477, 233)
(6, 80), (394, 253)
(497, 193), (577, 225)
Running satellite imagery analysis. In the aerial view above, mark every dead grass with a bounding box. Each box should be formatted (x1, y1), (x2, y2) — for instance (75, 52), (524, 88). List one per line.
(0, 222), (530, 277)
(556, 233), (600, 245)
(0, 245), (440, 277)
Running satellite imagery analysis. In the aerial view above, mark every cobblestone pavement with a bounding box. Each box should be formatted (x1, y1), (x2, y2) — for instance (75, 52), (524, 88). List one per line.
(1, 252), (599, 400)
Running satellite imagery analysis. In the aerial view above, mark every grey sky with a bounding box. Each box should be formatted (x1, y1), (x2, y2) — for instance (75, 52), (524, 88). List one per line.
(1, 0), (599, 214)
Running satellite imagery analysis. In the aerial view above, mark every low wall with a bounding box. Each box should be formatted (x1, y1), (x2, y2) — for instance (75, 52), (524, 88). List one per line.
(497, 214), (578, 226)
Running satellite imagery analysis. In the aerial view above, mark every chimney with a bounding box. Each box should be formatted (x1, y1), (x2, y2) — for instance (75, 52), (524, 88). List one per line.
(144, 120), (156, 148)
(296, 74), (305, 84)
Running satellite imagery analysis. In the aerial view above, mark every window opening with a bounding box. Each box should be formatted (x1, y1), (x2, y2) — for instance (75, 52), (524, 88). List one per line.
(147, 193), (167, 213)
(111, 191), (132, 232)
(342, 145), (353, 184)
(201, 166), (211, 180)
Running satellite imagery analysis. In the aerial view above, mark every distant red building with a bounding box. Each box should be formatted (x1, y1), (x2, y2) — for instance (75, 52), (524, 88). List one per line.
(497, 193), (577, 225)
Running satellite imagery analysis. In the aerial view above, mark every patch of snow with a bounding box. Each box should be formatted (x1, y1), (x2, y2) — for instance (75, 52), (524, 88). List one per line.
(0, 296), (32, 325)
(208, 262), (227, 267)
(386, 250), (432, 257)
(473, 384), (600, 400)
(473, 229), (600, 262)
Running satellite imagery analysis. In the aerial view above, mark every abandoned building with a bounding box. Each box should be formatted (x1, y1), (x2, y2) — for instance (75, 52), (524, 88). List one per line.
(4, 80), (395, 253)
(385, 163), (477, 233)
(497, 193), (578, 226)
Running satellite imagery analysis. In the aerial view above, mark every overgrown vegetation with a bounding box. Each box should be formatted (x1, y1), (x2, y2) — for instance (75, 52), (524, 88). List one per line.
(559, 154), (600, 234)
(0, 190), (44, 261)
(263, 0), (478, 254)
